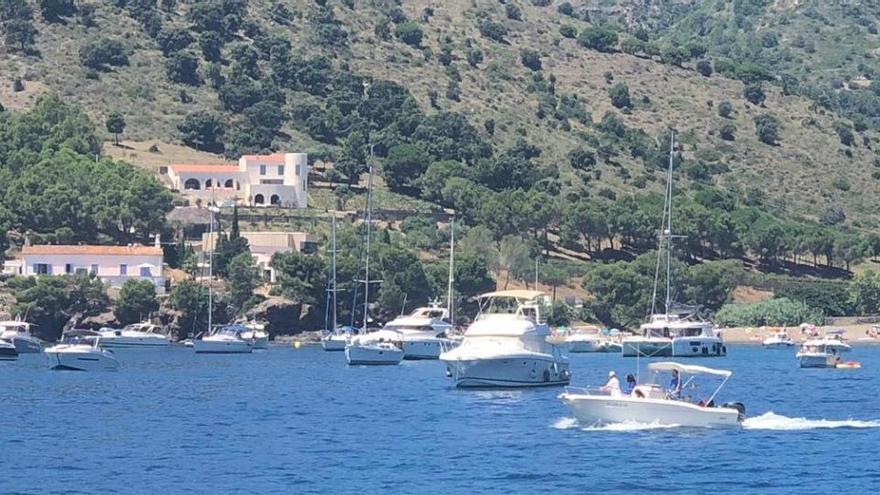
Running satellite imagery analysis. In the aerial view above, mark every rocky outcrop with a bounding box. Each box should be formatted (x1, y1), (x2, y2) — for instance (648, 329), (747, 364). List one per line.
(64, 311), (119, 331)
(245, 296), (318, 336)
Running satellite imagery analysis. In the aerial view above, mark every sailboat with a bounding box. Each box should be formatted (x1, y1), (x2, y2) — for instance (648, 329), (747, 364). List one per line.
(193, 204), (253, 354)
(621, 131), (725, 358)
(345, 151), (404, 365)
(322, 214), (356, 351)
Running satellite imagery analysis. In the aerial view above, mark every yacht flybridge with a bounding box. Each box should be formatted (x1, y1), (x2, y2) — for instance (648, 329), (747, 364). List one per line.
(559, 362), (745, 428)
(384, 303), (453, 360)
(0, 321), (42, 353)
(621, 131), (725, 358)
(439, 290), (570, 388)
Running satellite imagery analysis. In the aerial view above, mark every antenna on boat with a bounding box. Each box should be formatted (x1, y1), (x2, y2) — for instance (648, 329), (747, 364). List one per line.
(447, 215), (455, 326)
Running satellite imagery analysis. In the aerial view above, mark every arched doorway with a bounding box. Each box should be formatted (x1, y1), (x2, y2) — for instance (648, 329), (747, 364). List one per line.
(224, 179), (234, 188)
(254, 194), (265, 205)
(270, 194), (281, 205)
(184, 178), (201, 190)
(205, 179), (213, 189)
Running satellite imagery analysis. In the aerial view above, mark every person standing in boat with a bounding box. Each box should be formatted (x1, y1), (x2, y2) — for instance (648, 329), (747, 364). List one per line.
(624, 374), (637, 395)
(668, 369), (682, 399)
(600, 371), (622, 397)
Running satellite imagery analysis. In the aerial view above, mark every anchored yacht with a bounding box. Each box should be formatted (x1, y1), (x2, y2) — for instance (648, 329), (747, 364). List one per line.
(797, 331), (851, 368)
(762, 329), (794, 348)
(44, 330), (119, 371)
(384, 304), (453, 360)
(0, 321), (42, 353)
(440, 290), (570, 388)
(345, 329), (405, 365)
(97, 322), (169, 349)
(559, 362), (745, 428)
(194, 325), (254, 354)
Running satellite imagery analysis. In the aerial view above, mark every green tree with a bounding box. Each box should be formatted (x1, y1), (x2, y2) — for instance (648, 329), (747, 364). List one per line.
(497, 235), (532, 289)
(10, 274), (109, 341)
(851, 270), (880, 315)
(166, 51), (200, 85)
(271, 251), (326, 306)
(568, 147), (596, 171)
(156, 28), (193, 55)
(743, 83), (765, 106)
(609, 82), (631, 109)
(170, 279), (209, 338)
(754, 114), (780, 145)
(394, 21), (423, 47)
(559, 25), (576, 39)
(577, 26), (618, 52)
(115, 279), (159, 325)
(198, 31), (224, 62)
(383, 143), (428, 190)
(718, 100), (734, 118)
(3, 18), (37, 51)
(520, 48), (542, 71)
(178, 111), (225, 152)
(478, 20), (507, 42)
(105, 111), (126, 146)
(79, 38), (129, 71)
(227, 251), (260, 313)
(833, 121), (854, 147)
(39, 0), (74, 22)
(719, 123), (736, 141)
(696, 59), (713, 77)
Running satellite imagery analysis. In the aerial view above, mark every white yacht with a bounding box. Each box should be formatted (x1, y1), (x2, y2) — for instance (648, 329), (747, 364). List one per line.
(559, 362), (745, 428)
(383, 304), (453, 360)
(797, 332), (851, 368)
(345, 329), (405, 365)
(762, 329), (794, 348)
(0, 339), (18, 360)
(564, 327), (602, 353)
(194, 325), (254, 354)
(241, 322), (269, 349)
(440, 290), (571, 388)
(97, 322), (169, 349)
(0, 321), (42, 353)
(44, 330), (119, 371)
(322, 326), (355, 351)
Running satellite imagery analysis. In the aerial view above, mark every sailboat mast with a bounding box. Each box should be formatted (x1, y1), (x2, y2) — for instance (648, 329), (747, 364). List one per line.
(331, 214), (338, 331)
(664, 130), (675, 317)
(447, 216), (455, 324)
(207, 190), (215, 336)
(362, 145), (375, 333)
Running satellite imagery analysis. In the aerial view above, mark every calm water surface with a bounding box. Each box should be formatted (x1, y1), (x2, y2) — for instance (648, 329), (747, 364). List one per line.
(3, 344), (880, 494)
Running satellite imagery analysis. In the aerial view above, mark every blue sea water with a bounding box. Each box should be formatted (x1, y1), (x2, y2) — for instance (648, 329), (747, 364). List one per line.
(3, 344), (880, 494)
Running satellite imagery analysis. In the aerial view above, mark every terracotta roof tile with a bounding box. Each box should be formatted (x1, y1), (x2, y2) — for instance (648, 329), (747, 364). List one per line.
(242, 154), (286, 162)
(169, 164), (239, 173)
(22, 245), (163, 256)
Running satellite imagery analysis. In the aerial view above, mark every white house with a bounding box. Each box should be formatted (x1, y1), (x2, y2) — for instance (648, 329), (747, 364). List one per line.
(201, 231), (318, 282)
(166, 153), (309, 208)
(7, 244), (166, 293)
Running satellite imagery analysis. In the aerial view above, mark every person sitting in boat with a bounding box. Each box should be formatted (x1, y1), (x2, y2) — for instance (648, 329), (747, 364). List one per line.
(599, 371), (622, 397)
(624, 374), (637, 395)
(668, 369), (682, 399)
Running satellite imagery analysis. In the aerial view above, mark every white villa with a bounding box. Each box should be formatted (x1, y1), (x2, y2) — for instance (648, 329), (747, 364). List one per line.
(166, 153), (309, 208)
(202, 231), (318, 282)
(4, 243), (165, 293)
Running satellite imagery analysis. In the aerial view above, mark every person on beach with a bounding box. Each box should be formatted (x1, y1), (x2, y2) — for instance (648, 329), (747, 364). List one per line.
(624, 374), (637, 395)
(600, 371), (622, 397)
(668, 369), (682, 399)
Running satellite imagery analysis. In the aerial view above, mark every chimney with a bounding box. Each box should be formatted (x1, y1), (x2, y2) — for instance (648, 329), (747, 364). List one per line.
(154, 234), (161, 248)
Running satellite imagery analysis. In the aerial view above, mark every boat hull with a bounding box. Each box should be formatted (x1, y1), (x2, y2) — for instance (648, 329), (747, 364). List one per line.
(99, 338), (169, 349)
(797, 352), (838, 368)
(671, 337), (726, 357)
(559, 394), (741, 428)
(0, 344), (18, 360)
(322, 337), (347, 351)
(45, 347), (119, 371)
(4, 335), (43, 353)
(193, 339), (253, 354)
(401, 339), (443, 360)
(345, 344), (404, 365)
(567, 340), (601, 353)
(622, 339), (672, 357)
(252, 336), (269, 350)
(763, 341), (793, 348)
(443, 356), (571, 388)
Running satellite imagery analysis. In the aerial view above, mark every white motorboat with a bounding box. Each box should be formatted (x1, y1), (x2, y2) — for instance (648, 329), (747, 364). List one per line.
(44, 330), (119, 371)
(193, 325), (254, 354)
(241, 322), (269, 349)
(97, 322), (169, 349)
(621, 323), (672, 357)
(345, 329), (405, 365)
(0, 339), (18, 360)
(564, 327), (602, 353)
(0, 321), (43, 353)
(796, 333), (851, 368)
(440, 290), (571, 388)
(384, 304), (453, 360)
(559, 362), (745, 428)
(762, 329), (794, 348)
(322, 326), (355, 351)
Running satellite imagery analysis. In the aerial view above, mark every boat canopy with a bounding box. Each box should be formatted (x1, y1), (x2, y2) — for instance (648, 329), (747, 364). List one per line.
(648, 362), (732, 378)
(478, 290), (545, 300)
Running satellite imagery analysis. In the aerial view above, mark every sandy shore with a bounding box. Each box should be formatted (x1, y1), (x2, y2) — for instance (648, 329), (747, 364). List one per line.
(720, 324), (880, 345)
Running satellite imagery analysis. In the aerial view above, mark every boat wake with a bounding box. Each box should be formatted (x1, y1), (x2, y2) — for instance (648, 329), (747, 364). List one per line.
(742, 412), (880, 430)
(551, 417), (680, 432)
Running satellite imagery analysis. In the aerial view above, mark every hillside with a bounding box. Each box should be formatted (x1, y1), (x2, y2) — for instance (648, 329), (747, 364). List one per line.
(0, 0), (877, 228)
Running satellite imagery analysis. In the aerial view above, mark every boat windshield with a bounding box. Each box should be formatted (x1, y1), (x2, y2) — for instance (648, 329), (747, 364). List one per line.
(675, 325), (708, 337)
(215, 325), (245, 336)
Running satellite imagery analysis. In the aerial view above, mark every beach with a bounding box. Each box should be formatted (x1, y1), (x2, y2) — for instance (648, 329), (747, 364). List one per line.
(720, 324), (880, 344)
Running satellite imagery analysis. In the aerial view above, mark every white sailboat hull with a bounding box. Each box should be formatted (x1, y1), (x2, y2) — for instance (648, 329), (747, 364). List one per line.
(797, 352), (838, 368)
(559, 393), (741, 428)
(442, 356), (571, 388)
(345, 343), (404, 365)
(45, 345), (119, 371)
(322, 336), (347, 351)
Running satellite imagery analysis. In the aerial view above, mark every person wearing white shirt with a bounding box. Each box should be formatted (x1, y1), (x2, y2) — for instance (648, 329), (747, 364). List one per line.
(599, 370), (622, 397)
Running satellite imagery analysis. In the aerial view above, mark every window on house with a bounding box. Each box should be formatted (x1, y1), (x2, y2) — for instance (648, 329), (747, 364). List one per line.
(140, 266), (151, 277)
(90, 264), (99, 275)
(259, 165), (266, 176)
(75, 268), (87, 275)
(34, 263), (49, 275)
(278, 165), (284, 175)
(120, 264), (128, 276)
(65, 263), (73, 274)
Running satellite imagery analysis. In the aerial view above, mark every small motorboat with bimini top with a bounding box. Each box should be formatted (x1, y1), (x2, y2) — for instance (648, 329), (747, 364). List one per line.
(345, 329), (405, 365)
(763, 329), (794, 348)
(0, 321), (43, 353)
(440, 290), (570, 388)
(797, 332), (852, 368)
(559, 362), (745, 428)
(44, 330), (119, 371)
(97, 322), (169, 349)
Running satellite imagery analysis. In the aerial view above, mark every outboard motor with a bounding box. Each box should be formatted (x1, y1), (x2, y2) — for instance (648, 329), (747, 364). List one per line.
(722, 402), (746, 422)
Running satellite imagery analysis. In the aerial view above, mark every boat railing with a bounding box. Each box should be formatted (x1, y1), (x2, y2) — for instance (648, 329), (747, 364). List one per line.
(563, 386), (604, 396)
